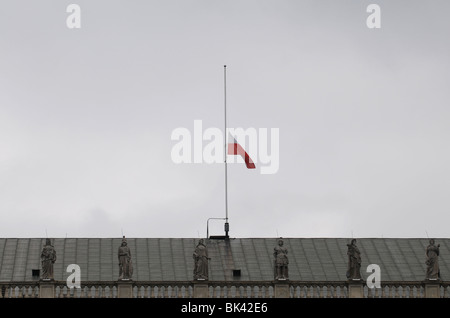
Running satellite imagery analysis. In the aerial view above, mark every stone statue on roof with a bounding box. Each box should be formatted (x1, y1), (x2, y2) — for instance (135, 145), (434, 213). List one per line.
(346, 239), (362, 280)
(425, 239), (440, 280)
(41, 238), (57, 280)
(273, 239), (289, 280)
(118, 236), (133, 280)
(193, 239), (209, 280)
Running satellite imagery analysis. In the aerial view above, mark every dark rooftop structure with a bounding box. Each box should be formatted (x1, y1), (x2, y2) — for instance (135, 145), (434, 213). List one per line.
(0, 237), (446, 282)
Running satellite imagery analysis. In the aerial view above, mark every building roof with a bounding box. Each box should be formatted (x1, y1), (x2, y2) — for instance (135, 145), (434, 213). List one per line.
(0, 237), (445, 282)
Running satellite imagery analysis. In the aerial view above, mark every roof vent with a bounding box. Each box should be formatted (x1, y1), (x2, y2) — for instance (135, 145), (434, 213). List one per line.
(32, 269), (40, 279)
(209, 235), (228, 240)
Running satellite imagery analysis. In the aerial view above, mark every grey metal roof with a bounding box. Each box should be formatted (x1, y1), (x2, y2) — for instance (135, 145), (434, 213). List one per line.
(0, 238), (445, 282)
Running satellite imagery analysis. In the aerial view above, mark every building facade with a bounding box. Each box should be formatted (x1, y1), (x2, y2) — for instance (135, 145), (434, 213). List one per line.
(0, 237), (447, 298)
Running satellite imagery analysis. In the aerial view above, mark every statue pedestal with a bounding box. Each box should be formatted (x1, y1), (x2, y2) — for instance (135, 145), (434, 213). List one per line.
(274, 280), (290, 298)
(39, 282), (55, 298)
(347, 280), (364, 298)
(424, 280), (440, 298)
(117, 280), (133, 298)
(193, 281), (209, 298)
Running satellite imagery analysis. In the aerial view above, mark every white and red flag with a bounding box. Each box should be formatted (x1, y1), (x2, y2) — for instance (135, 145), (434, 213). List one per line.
(227, 135), (256, 169)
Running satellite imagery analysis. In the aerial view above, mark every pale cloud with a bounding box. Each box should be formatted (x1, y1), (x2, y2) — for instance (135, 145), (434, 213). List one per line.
(0, 0), (449, 238)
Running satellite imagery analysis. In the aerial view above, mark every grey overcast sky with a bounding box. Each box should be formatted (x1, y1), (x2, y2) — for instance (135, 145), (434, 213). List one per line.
(0, 1), (449, 238)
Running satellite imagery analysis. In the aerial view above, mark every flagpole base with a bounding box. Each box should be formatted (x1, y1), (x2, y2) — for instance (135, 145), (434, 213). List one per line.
(225, 222), (229, 239)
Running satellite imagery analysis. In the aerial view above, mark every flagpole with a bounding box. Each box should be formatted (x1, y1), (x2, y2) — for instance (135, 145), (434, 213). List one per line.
(224, 65), (229, 238)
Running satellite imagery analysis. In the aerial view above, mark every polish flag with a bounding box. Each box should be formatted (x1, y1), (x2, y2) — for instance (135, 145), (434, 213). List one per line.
(227, 135), (256, 169)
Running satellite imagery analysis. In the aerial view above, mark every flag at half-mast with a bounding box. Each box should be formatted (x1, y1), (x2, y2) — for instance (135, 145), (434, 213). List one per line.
(227, 134), (256, 169)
